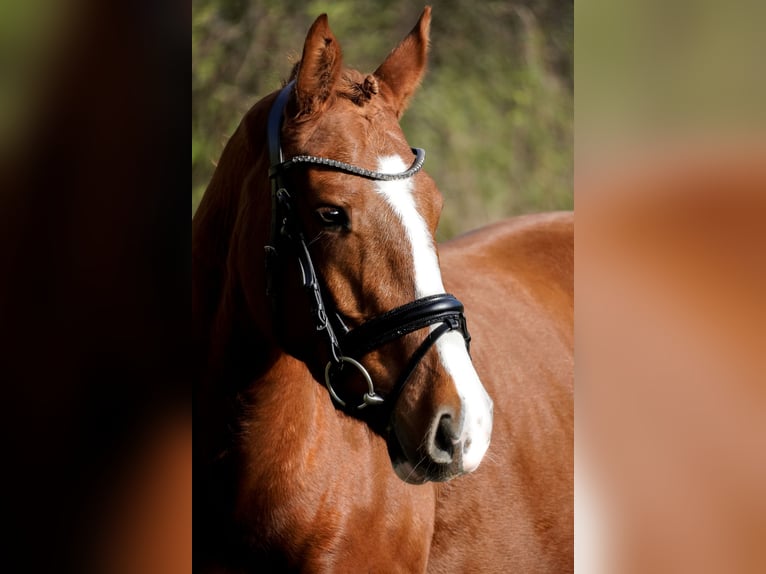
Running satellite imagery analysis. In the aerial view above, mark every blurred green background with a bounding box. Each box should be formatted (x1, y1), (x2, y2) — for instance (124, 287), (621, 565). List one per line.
(192, 0), (573, 239)
(0, 0), (70, 160)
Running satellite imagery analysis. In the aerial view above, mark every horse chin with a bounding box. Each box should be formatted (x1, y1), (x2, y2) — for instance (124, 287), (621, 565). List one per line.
(392, 459), (430, 485)
(386, 426), (461, 484)
(386, 432), (426, 484)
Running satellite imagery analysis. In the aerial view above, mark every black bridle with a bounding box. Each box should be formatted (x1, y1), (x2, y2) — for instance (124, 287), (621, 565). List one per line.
(265, 81), (471, 412)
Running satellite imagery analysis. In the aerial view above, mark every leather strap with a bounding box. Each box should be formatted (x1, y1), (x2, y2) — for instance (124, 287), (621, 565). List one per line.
(340, 293), (469, 358)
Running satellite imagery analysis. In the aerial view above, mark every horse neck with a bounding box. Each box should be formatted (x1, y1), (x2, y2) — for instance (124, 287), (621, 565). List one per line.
(194, 92), (289, 469)
(193, 91), (279, 388)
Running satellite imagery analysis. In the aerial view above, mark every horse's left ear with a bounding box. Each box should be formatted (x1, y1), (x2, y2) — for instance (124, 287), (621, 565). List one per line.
(293, 14), (343, 118)
(374, 6), (431, 118)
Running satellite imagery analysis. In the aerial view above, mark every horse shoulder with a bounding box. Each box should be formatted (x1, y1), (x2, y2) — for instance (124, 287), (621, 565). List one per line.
(429, 212), (574, 572)
(233, 356), (437, 573)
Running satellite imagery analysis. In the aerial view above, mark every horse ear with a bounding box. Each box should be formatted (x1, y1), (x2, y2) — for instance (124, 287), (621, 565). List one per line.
(374, 6), (431, 118)
(293, 14), (343, 118)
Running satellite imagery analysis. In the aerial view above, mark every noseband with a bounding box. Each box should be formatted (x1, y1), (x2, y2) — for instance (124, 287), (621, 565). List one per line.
(265, 81), (471, 412)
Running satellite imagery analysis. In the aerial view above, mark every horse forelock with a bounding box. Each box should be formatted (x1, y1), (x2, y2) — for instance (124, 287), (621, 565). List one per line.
(338, 70), (380, 106)
(288, 60), (384, 113)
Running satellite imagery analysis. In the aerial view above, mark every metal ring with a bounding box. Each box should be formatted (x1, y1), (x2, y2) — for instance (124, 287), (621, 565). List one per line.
(324, 356), (384, 410)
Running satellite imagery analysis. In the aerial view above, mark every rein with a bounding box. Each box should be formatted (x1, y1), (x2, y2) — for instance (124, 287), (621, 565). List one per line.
(265, 80), (471, 412)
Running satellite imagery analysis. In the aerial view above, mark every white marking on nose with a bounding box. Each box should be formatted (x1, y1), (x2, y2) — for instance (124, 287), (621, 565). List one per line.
(375, 155), (493, 472)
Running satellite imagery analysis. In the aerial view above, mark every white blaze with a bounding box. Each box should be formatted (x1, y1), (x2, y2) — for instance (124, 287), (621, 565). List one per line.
(375, 155), (493, 472)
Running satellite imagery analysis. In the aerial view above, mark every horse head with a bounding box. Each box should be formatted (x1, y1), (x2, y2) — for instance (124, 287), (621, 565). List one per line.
(228, 8), (493, 484)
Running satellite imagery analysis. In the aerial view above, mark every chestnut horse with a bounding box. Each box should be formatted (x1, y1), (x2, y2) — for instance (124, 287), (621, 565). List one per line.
(194, 7), (573, 573)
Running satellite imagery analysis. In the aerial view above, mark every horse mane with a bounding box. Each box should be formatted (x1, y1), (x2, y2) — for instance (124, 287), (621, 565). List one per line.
(192, 90), (276, 382)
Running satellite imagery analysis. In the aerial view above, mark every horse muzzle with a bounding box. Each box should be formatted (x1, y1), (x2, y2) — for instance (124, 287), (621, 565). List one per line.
(387, 399), (492, 484)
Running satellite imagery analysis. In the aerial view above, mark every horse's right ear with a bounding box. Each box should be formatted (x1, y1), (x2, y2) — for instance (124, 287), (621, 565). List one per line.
(292, 14), (343, 118)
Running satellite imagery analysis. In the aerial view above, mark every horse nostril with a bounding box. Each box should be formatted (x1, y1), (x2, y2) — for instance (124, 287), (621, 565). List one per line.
(430, 412), (459, 464)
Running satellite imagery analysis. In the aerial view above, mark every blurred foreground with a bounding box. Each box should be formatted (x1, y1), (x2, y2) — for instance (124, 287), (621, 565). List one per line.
(577, 144), (766, 573)
(1, 1), (188, 572)
(576, 0), (766, 571)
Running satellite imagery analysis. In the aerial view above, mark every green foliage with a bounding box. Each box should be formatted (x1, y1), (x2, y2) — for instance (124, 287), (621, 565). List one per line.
(192, 0), (572, 239)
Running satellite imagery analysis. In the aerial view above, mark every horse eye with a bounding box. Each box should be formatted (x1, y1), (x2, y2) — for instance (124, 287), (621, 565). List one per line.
(314, 206), (349, 229)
